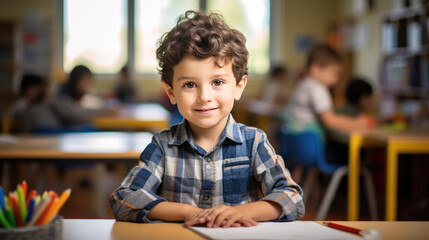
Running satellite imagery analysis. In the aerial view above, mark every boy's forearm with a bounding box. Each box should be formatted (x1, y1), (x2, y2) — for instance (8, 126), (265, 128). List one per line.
(147, 201), (201, 221)
(233, 200), (282, 222)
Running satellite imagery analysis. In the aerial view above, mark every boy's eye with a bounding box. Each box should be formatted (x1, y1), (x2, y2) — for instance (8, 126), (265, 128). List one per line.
(184, 82), (195, 88)
(212, 80), (224, 87)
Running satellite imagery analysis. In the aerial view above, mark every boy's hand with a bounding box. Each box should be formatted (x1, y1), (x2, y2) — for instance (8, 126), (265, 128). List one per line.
(185, 205), (258, 228)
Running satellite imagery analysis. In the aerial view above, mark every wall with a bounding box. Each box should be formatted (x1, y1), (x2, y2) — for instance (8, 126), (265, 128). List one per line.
(282, 0), (341, 71)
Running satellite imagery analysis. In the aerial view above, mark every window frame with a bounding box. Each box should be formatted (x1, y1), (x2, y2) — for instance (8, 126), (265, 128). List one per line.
(56, 0), (276, 78)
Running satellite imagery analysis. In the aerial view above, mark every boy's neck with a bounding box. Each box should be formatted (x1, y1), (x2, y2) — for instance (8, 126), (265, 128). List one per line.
(187, 114), (229, 153)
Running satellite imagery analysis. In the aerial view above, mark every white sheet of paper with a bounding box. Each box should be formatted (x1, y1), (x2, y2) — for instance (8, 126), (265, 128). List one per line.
(188, 221), (362, 240)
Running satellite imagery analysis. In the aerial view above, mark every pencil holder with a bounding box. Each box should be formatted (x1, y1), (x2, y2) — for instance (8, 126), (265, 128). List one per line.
(0, 216), (63, 240)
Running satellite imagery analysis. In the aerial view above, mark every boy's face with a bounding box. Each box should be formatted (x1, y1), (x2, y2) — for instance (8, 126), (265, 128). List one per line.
(311, 63), (341, 87)
(162, 55), (247, 131)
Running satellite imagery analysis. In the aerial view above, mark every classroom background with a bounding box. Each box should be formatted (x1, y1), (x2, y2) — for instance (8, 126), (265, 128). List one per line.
(0, 0), (428, 222)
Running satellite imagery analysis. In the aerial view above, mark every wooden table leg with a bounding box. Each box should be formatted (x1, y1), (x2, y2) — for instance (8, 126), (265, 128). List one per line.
(386, 143), (398, 221)
(348, 134), (362, 221)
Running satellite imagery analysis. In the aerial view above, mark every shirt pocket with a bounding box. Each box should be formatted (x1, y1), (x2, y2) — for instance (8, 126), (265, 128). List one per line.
(223, 157), (250, 204)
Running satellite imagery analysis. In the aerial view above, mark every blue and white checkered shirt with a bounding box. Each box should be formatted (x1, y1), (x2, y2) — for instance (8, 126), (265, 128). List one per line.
(110, 115), (305, 222)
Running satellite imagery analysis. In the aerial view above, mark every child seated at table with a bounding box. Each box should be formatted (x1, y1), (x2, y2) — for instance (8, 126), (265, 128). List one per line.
(111, 11), (305, 228)
(282, 44), (372, 140)
(9, 74), (62, 132)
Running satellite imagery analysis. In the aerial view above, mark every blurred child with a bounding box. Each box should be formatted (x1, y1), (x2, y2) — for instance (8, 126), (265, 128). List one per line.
(52, 65), (105, 128)
(325, 77), (375, 164)
(10, 74), (61, 132)
(282, 44), (372, 139)
(115, 65), (135, 103)
(261, 66), (289, 106)
(111, 11), (304, 226)
(338, 77), (374, 116)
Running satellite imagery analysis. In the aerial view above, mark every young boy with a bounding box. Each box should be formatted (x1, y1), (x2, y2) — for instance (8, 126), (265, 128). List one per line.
(282, 44), (371, 139)
(111, 11), (304, 228)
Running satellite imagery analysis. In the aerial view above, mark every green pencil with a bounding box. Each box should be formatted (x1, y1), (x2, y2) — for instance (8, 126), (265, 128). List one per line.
(0, 206), (11, 229)
(16, 185), (27, 223)
(4, 204), (15, 228)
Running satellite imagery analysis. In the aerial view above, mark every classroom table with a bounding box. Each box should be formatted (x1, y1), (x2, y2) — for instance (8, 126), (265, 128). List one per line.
(342, 128), (429, 221)
(0, 132), (153, 218)
(92, 103), (170, 131)
(62, 219), (429, 240)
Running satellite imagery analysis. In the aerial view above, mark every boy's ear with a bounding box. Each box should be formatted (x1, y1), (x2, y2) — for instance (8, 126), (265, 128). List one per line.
(161, 81), (177, 105)
(234, 75), (247, 100)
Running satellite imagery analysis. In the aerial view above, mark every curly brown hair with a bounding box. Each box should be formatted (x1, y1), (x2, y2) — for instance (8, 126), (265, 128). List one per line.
(156, 10), (248, 87)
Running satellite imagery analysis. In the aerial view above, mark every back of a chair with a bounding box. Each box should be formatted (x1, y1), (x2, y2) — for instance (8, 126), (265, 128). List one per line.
(279, 126), (339, 174)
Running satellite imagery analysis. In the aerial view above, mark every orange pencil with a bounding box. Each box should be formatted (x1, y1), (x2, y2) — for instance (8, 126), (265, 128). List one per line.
(35, 192), (57, 225)
(26, 190), (37, 208)
(41, 189), (71, 225)
(21, 181), (27, 200)
(10, 193), (23, 227)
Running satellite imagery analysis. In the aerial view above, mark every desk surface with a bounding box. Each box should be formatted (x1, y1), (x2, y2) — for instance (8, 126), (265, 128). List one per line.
(92, 103), (170, 130)
(62, 219), (429, 240)
(0, 132), (152, 160)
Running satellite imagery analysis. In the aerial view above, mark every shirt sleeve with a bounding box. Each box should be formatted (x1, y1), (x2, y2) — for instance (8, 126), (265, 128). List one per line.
(309, 82), (333, 114)
(252, 129), (305, 220)
(110, 135), (166, 222)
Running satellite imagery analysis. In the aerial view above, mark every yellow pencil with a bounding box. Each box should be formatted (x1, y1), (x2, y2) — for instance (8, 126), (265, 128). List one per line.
(27, 196), (51, 226)
(41, 189), (71, 225)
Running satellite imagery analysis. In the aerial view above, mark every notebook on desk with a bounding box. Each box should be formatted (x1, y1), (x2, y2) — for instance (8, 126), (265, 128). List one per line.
(188, 221), (362, 240)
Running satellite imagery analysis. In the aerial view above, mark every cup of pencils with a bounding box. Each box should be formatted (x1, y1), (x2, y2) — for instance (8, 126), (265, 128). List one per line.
(0, 180), (71, 240)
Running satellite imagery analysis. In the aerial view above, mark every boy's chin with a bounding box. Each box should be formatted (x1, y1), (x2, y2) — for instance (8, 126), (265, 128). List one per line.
(187, 116), (228, 130)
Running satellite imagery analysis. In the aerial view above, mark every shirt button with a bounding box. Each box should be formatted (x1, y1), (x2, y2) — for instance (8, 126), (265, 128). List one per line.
(203, 195), (210, 200)
(206, 157), (211, 162)
(206, 164), (212, 170)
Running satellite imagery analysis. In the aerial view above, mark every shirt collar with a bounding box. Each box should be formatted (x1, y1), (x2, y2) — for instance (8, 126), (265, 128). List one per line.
(169, 114), (244, 147)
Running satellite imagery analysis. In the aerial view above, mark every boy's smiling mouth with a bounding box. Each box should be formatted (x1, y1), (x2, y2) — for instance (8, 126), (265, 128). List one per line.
(194, 108), (218, 114)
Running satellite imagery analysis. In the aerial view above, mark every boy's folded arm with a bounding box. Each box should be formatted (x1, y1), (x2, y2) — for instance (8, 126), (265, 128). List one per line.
(147, 201), (202, 222)
(252, 130), (305, 221)
(110, 136), (168, 223)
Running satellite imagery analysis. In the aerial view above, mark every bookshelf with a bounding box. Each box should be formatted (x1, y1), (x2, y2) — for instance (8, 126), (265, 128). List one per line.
(0, 20), (17, 111)
(380, 4), (429, 124)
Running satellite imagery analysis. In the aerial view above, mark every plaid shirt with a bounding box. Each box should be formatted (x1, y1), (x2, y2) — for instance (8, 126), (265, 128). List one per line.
(110, 115), (305, 222)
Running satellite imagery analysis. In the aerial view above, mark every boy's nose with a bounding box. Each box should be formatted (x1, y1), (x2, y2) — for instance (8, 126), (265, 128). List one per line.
(197, 86), (212, 102)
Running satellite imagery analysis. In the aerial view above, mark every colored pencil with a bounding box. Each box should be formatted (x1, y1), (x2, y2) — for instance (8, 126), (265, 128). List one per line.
(21, 181), (27, 200)
(0, 187), (4, 211)
(0, 207), (11, 229)
(323, 222), (361, 235)
(26, 198), (35, 223)
(27, 196), (51, 227)
(35, 192), (57, 226)
(42, 189), (71, 225)
(4, 204), (16, 228)
(35, 195), (41, 205)
(9, 194), (22, 227)
(16, 185), (27, 223)
(26, 190), (37, 208)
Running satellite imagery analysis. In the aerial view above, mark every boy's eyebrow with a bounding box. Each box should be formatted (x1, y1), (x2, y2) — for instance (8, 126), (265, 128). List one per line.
(177, 74), (230, 82)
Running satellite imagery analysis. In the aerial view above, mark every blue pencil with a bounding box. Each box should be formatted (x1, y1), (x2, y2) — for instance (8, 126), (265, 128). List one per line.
(26, 198), (35, 224)
(0, 187), (4, 211)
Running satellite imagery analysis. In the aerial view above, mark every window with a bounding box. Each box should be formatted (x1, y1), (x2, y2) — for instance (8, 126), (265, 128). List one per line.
(207, 0), (270, 75)
(63, 0), (127, 74)
(62, 0), (270, 75)
(135, 0), (199, 74)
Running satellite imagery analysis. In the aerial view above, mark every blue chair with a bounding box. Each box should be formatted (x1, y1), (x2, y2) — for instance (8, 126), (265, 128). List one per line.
(279, 125), (378, 220)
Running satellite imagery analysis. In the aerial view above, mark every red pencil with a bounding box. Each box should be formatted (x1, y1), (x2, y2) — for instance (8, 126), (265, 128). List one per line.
(21, 181), (27, 200)
(10, 193), (23, 227)
(324, 222), (361, 235)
